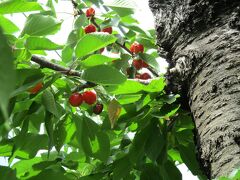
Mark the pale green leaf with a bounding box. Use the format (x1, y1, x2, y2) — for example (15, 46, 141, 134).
(81, 54, 120, 68)
(0, 15, 19, 33)
(0, 0, 43, 14)
(75, 32, 117, 58)
(81, 65, 126, 85)
(21, 14, 62, 36)
(25, 36, 63, 50)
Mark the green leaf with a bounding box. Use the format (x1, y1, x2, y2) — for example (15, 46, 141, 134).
(0, 0, 43, 14)
(178, 143, 203, 175)
(0, 28, 16, 119)
(44, 112, 54, 156)
(0, 15, 19, 33)
(106, 80, 143, 94)
(13, 48, 31, 62)
(144, 77, 165, 92)
(12, 157, 42, 179)
(11, 69, 44, 97)
(145, 121, 165, 161)
(113, 156, 131, 180)
(159, 161, 182, 180)
(0, 166, 17, 180)
(28, 168, 70, 180)
(118, 94, 142, 105)
(42, 90, 59, 117)
(75, 32, 117, 58)
(104, 0, 135, 17)
(140, 164, 162, 180)
(107, 77, 165, 95)
(93, 132, 110, 162)
(139, 53, 161, 72)
(21, 14, 62, 36)
(62, 45, 73, 63)
(13, 133, 48, 159)
(74, 115, 89, 155)
(25, 36, 63, 50)
(108, 99, 122, 129)
(74, 14, 87, 29)
(81, 65, 126, 85)
(53, 119, 67, 152)
(81, 54, 120, 68)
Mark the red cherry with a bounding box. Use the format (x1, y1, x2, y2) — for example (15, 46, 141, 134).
(84, 24, 96, 34)
(141, 60, 149, 68)
(102, 27, 112, 34)
(132, 60, 149, 70)
(132, 60, 142, 70)
(82, 90, 97, 105)
(69, 93, 83, 107)
(139, 73, 151, 80)
(93, 103, 103, 114)
(28, 82, 43, 94)
(86, 7, 95, 18)
(130, 42, 144, 54)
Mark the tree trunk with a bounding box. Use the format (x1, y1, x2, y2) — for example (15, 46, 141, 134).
(149, 0, 240, 179)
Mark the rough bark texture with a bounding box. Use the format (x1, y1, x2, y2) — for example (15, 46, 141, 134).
(149, 0, 240, 179)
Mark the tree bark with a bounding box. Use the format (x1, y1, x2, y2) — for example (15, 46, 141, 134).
(149, 0, 240, 179)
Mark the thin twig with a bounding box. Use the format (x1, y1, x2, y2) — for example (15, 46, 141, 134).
(115, 41, 133, 55)
(147, 67, 159, 77)
(73, 82, 96, 92)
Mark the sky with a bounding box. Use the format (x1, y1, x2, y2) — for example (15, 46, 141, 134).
(1, 0, 198, 179)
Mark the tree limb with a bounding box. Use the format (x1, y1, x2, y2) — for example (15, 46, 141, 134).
(31, 55, 81, 77)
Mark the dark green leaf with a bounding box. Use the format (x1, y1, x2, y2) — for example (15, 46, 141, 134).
(93, 132, 110, 162)
(0, 28, 15, 119)
(178, 143, 202, 175)
(53, 119, 67, 152)
(113, 156, 131, 180)
(0, 166, 17, 180)
(42, 90, 59, 117)
(159, 160, 182, 180)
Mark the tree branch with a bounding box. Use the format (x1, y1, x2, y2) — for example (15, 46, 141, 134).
(31, 55, 81, 76)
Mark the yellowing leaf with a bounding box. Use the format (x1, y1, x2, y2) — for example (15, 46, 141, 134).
(108, 99, 121, 129)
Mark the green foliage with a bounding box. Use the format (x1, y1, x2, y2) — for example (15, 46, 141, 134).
(0, 0, 207, 179)
(75, 33, 117, 58)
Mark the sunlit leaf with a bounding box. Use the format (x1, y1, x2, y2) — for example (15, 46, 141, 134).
(108, 99, 121, 129)
(0, 0, 43, 14)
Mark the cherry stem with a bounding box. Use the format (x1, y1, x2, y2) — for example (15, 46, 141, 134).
(115, 41, 133, 55)
(90, 17, 101, 32)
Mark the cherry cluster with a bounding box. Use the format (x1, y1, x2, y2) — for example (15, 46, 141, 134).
(84, 7, 112, 34)
(69, 90, 103, 115)
(84, 7, 152, 80)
